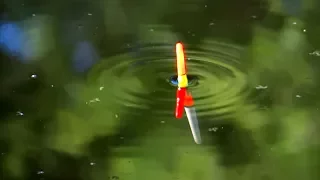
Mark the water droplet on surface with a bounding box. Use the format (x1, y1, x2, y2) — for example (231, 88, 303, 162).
(88, 98, 100, 104)
(16, 111, 24, 116)
(255, 85, 268, 89)
(111, 176, 119, 180)
(208, 127, 218, 132)
(309, 51, 320, 56)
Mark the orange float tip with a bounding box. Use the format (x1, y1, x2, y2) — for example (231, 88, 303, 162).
(176, 42, 183, 48)
(175, 42, 187, 76)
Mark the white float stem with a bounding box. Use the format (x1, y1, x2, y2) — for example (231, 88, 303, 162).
(184, 106, 202, 144)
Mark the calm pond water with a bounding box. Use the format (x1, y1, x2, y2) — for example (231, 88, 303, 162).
(1, 0, 320, 180)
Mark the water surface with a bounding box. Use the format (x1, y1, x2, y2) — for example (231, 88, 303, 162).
(1, 0, 320, 180)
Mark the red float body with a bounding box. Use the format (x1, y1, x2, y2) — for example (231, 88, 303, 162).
(175, 87, 186, 119)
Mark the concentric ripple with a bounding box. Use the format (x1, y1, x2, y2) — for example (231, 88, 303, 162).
(87, 40, 249, 118)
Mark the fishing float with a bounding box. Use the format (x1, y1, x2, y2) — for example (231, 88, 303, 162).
(175, 42, 187, 119)
(175, 42, 202, 144)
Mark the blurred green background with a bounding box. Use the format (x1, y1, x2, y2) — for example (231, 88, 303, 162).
(1, 0, 320, 179)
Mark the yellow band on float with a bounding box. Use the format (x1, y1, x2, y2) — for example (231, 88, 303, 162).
(178, 74, 188, 88)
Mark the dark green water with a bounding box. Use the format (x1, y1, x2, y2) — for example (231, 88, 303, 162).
(1, 0, 320, 180)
